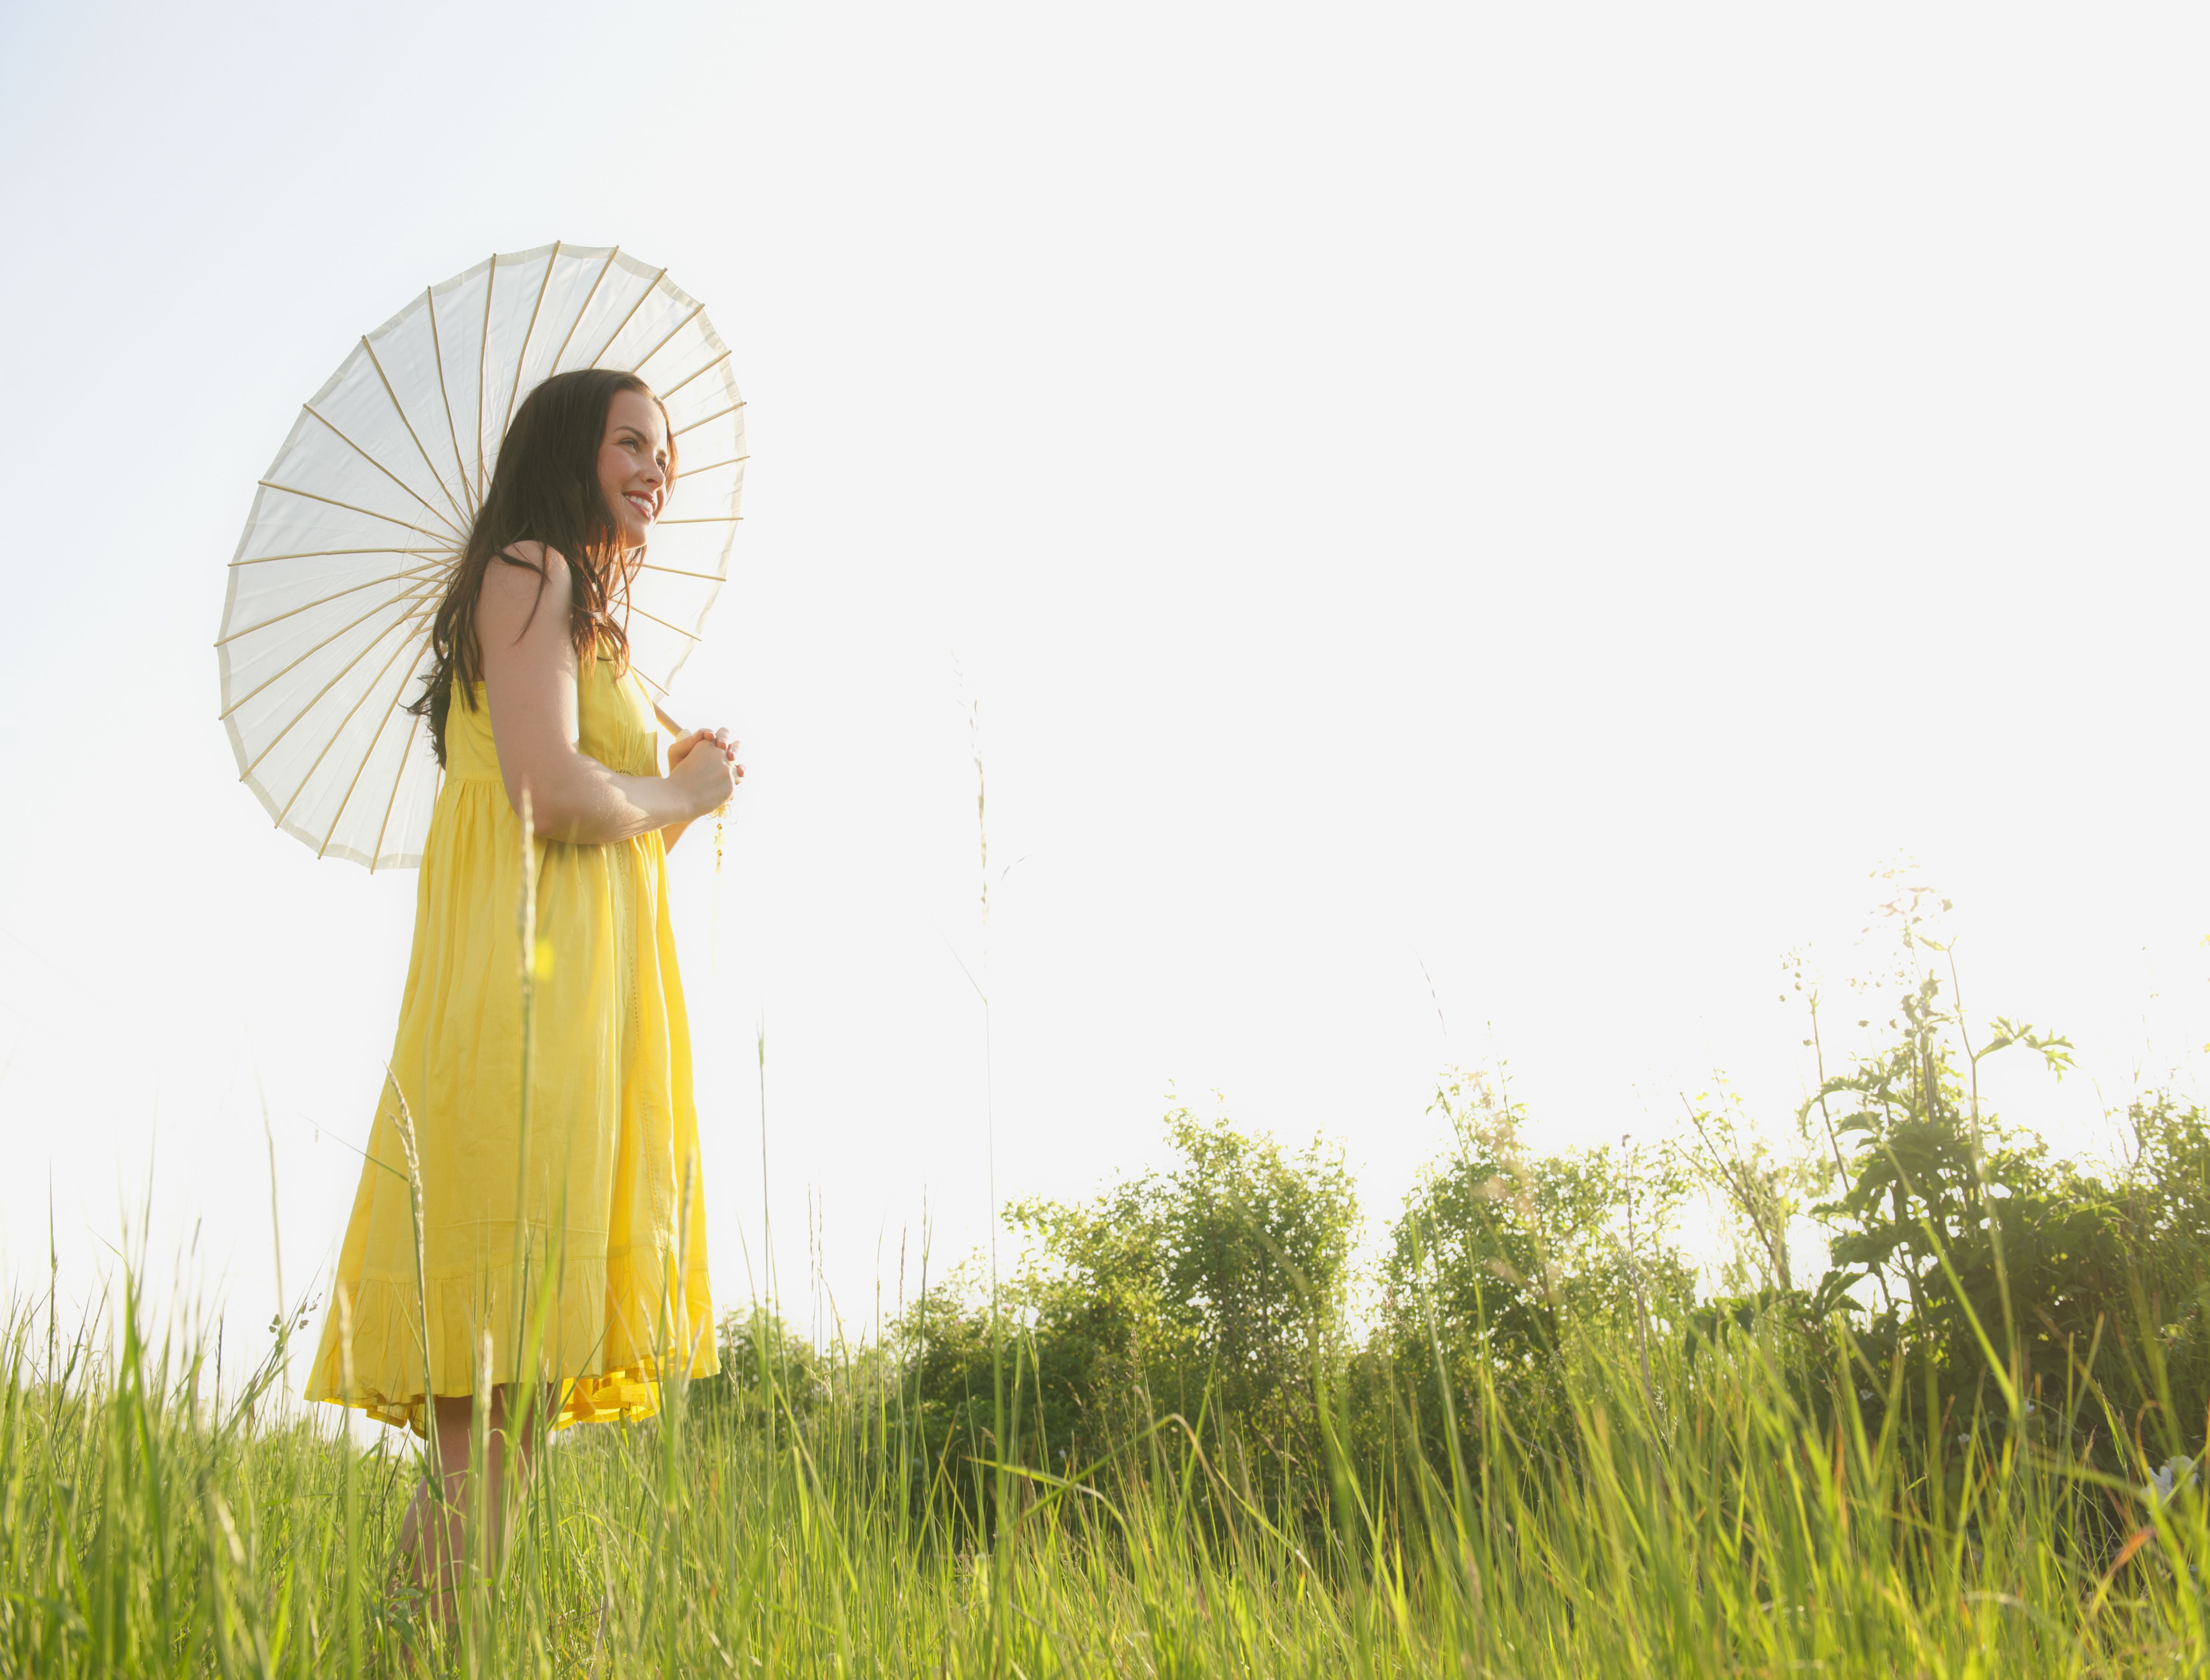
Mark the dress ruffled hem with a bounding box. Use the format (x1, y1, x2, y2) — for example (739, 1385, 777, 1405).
(303, 1256, 718, 1437)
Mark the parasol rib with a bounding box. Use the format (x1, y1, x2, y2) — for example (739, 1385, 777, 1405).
(320, 642, 433, 857)
(502, 241, 560, 443)
(587, 268, 667, 369)
(654, 349, 732, 403)
(635, 560, 729, 582)
(475, 253, 496, 499)
(302, 405, 465, 536)
(358, 337, 470, 527)
(216, 564, 447, 646)
(630, 303, 706, 376)
(367, 712, 427, 874)
(273, 625, 428, 827)
(238, 603, 434, 777)
(427, 284, 475, 521)
(626, 603, 702, 642)
(656, 515, 744, 526)
(221, 589, 439, 722)
(255, 481, 455, 542)
(231, 546, 447, 569)
(548, 246, 620, 375)
(671, 400, 746, 439)
(668, 452, 748, 478)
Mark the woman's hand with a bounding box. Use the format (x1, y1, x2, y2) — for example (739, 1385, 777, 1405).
(666, 727, 743, 820)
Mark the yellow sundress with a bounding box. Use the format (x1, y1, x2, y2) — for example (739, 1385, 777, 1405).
(304, 650, 717, 1434)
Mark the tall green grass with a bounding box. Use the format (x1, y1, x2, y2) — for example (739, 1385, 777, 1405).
(3, 1265, 2201, 1677)
(8, 811, 2187, 1674)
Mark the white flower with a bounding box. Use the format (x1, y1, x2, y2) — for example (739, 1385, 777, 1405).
(2144, 1457, 2197, 1505)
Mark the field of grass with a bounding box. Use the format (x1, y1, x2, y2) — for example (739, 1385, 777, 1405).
(5, 1265, 2205, 1680)
(9, 855, 2201, 1676)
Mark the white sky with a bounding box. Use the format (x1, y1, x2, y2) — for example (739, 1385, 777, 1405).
(2, 3, 2207, 1370)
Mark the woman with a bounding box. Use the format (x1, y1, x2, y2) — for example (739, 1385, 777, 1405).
(303, 367, 741, 1590)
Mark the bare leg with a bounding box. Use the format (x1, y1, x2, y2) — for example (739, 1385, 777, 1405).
(400, 1383, 555, 1626)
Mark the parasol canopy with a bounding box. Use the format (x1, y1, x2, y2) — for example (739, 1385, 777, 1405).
(215, 242, 746, 870)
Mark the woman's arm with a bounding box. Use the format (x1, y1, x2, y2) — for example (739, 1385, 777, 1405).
(478, 546, 734, 844)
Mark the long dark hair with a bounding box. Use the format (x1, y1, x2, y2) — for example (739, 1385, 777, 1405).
(409, 368, 677, 766)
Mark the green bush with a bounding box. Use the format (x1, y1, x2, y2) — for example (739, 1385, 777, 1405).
(681, 884, 2210, 1567)
(879, 1107, 1359, 1527)
(1378, 1069, 1696, 1475)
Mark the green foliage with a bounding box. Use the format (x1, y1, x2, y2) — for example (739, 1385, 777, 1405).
(21, 879, 2210, 1670)
(698, 1305, 830, 1435)
(882, 980, 2210, 1528)
(887, 1107, 1360, 1521)
(1786, 953, 2210, 1474)
(1014, 1108, 1359, 1440)
(1804, 971, 2118, 1425)
(880, 1273, 1008, 1493)
(2108, 1094, 2210, 1450)
(13, 1249, 2210, 1675)
(1380, 1070, 1697, 1466)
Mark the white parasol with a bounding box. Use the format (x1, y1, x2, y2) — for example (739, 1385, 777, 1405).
(215, 242, 746, 870)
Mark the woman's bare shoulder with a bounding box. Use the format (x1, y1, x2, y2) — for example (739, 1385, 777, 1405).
(479, 541, 573, 632)
(490, 539, 567, 575)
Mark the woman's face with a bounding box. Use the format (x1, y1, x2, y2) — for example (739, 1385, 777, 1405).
(598, 387, 671, 547)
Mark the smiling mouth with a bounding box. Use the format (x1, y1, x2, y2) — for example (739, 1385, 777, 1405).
(624, 493, 656, 522)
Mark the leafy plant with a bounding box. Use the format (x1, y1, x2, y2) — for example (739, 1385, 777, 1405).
(1381, 1069, 1697, 1471)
